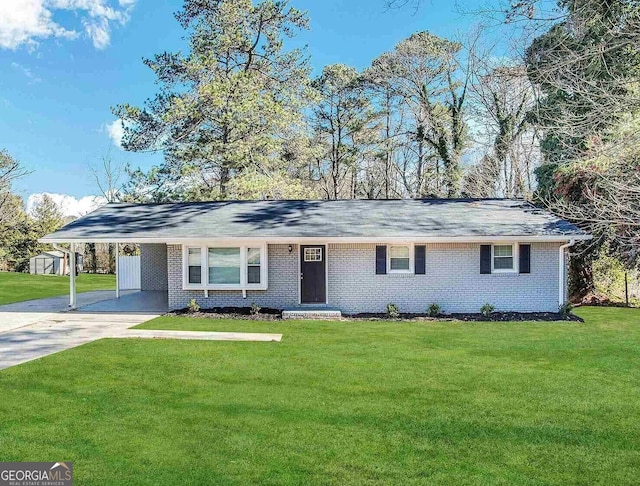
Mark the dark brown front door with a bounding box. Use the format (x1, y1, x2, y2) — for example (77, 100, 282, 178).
(300, 245, 326, 304)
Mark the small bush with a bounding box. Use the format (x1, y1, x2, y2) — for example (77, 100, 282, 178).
(559, 302, 573, 317)
(480, 303, 495, 317)
(427, 303, 441, 317)
(386, 303, 400, 319)
(250, 302, 261, 315)
(187, 299, 200, 313)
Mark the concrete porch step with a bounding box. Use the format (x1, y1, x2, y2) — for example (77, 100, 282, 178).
(282, 307, 342, 320)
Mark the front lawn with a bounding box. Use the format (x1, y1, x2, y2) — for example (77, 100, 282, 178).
(0, 306, 638, 484)
(0, 272, 116, 305)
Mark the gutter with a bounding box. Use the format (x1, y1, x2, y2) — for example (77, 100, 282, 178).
(558, 239, 577, 308)
(39, 234, 593, 245)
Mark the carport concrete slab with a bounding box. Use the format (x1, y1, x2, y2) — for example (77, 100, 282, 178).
(77, 291, 168, 313)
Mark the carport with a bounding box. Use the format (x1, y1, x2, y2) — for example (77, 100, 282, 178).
(36, 241, 168, 313)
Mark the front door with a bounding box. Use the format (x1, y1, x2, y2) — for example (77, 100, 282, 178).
(300, 245, 326, 304)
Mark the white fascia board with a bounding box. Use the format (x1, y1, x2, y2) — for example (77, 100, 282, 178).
(39, 234, 592, 245)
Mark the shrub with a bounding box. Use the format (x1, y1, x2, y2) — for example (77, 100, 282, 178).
(480, 303, 495, 317)
(386, 303, 400, 319)
(559, 301, 573, 317)
(250, 302, 261, 316)
(427, 303, 441, 317)
(187, 299, 200, 313)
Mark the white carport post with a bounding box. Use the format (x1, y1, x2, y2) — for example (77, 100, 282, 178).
(69, 243, 77, 309)
(115, 242, 120, 298)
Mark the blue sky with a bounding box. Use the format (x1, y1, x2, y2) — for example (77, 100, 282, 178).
(0, 0, 498, 214)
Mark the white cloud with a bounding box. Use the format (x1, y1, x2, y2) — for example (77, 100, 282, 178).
(0, 0, 136, 50)
(105, 118, 125, 148)
(27, 193, 107, 218)
(83, 17, 111, 50)
(11, 61, 42, 84)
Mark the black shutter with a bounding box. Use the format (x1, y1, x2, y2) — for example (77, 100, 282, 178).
(376, 245, 387, 275)
(415, 245, 426, 274)
(519, 244, 531, 274)
(480, 245, 492, 274)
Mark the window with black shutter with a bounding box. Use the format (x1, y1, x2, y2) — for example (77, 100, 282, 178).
(376, 245, 387, 274)
(480, 245, 492, 274)
(415, 245, 426, 274)
(519, 244, 531, 274)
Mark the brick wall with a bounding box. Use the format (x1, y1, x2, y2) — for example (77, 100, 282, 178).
(327, 242, 561, 313)
(167, 244, 299, 310)
(166, 242, 562, 313)
(140, 243, 168, 291)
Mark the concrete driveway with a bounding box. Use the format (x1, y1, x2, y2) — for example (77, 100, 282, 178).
(0, 291, 163, 370)
(0, 311, 161, 370)
(0, 290, 137, 333)
(0, 291, 279, 371)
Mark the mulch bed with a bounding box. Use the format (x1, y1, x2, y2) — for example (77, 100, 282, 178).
(169, 306, 282, 320)
(169, 307, 583, 322)
(346, 311, 583, 322)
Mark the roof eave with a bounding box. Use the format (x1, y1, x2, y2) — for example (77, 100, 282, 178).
(39, 234, 592, 245)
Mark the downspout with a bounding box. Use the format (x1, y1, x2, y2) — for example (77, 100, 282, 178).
(558, 239, 577, 308)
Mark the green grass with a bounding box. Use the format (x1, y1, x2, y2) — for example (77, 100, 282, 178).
(0, 307, 639, 484)
(0, 272, 116, 305)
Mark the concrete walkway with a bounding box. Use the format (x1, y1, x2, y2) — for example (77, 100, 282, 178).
(117, 329, 282, 342)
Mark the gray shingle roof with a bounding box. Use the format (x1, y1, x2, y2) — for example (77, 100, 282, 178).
(41, 199, 589, 242)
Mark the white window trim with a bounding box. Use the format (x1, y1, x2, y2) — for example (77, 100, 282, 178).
(491, 243, 519, 274)
(182, 243, 268, 291)
(387, 243, 414, 274)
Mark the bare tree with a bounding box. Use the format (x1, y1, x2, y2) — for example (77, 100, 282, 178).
(0, 149, 28, 224)
(466, 60, 540, 197)
(91, 150, 125, 203)
(369, 32, 472, 197)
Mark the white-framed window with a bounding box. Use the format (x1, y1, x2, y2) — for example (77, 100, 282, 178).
(183, 243, 267, 290)
(388, 244, 413, 273)
(304, 247, 322, 262)
(492, 244, 517, 273)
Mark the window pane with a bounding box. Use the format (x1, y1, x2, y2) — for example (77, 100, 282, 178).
(389, 245, 410, 259)
(247, 266, 261, 284)
(188, 248, 202, 284)
(208, 248, 241, 284)
(188, 266, 201, 284)
(494, 245, 513, 257)
(494, 257, 514, 270)
(247, 248, 261, 265)
(390, 258, 410, 270)
(188, 247, 201, 266)
(304, 247, 322, 262)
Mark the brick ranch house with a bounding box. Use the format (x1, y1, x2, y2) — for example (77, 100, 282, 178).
(41, 199, 590, 314)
